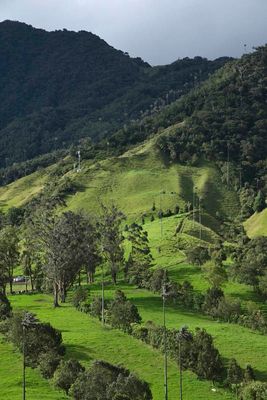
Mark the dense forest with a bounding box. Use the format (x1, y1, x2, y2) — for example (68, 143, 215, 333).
(0, 20, 229, 167)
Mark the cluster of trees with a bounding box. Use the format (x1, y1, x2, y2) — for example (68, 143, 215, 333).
(233, 236, 267, 299)
(0, 203, 127, 307)
(133, 323, 224, 382)
(75, 289, 142, 334)
(0, 297, 151, 400)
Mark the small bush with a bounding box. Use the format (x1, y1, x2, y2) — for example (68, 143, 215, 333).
(38, 351, 62, 379)
(72, 287, 89, 309)
(0, 292, 12, 320)
(53, 359, 85, 394)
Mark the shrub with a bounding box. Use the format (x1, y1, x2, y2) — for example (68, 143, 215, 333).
(53, 359, 85, 394)
(107, 290, 141, 333)
(202, 287, 224, 314)
(190, 328, 224, 381)
(241, 381, 267, 400)
(38, 351, 62, 379)
(72, 287, 89, 309)
(0, 292, 12, 320)
(6, 312, 65, 367)
(186, 246, 210, 265)
(211, 297, 242, 322)
(90, 296, 103, 320)
(70, 360, 152, 400)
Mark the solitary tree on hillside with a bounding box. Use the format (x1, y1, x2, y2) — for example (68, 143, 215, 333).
(125, 223, 153, 287)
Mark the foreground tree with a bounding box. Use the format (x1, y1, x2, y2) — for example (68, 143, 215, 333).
(0, 226, 20, 293)
(70, 360, 152, 400)
(32, 210, 95, 306)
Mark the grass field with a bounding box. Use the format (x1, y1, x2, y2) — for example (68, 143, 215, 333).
(244, 209, 267, 238)
(6, 293, 235, 400)
(0, 170, 48, 212)
(0, 335, 67, 400)
(0, 135, 265, 400)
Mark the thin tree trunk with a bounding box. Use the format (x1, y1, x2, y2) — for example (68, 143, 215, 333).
(53, 283, 59, 307)
(30, 275, 34, 292)
(9, 279, 13, 294)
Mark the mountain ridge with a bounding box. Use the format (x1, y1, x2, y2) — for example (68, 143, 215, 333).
(0, 20, 230, 167)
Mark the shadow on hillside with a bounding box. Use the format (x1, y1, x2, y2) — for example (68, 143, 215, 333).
(66, 344, 94, 362)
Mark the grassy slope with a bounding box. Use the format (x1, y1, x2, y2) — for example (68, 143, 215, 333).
(64, 137, 238, 225)
(0, 133, 238, 226)
(0, 135, 253, 400)
(0, 170, 48, 212)
(244, 209, 267, 238)
(0, 335, 67, 400)
(8, 293, 234, 400)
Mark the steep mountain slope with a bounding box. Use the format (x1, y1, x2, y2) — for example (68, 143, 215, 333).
(0, 20, 229, 167)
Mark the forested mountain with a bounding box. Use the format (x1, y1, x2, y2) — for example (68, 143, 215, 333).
(0, 20, 229, 167)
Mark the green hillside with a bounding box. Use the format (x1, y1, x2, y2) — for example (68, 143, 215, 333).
(0, 32, 266, 400)
(0, 134, 239, 231)
(244, 209, 267, 238)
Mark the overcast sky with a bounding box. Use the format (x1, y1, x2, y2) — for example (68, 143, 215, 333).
(0, 0, 266, 65)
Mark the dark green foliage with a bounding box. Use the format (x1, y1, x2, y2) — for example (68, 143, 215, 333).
(0, 21, 227, 168)
(211, 297, 242, 322)
(38, 351, 62, 379)
(107, 290, 142, 333)
(202, 287, 224, 313)
(190, 328, 224, 381)
(233, 236, 267, 297)
(133, 322, 224, 382)
(244, 365, 255, 383)
(241, 381, 267, 400)
(6, 312, 65, 368)
(149, 269, 168, 293)
(99, 204, 125, 284)
(156, 46, 267, 209)
(125, 223, 153, 288)
(90, 296, 103, 320)
(0, 226, 20, 294)
(0, 292, 12, 320)
(31, 210, 96, 306)
(72, 287, 89, 309)
(185, 246, 210, 265)
(253, 190, 266, 213)
(174, 205, 180, 214)
(227, 358, 243, 385)
(5, 207, 25, 226)
(70, 360, 152, 400)
(53, 359, 85, 394)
